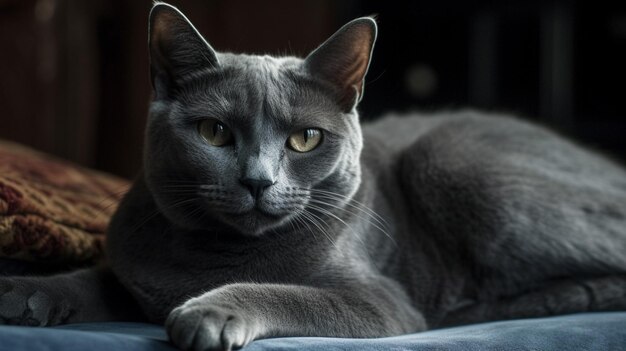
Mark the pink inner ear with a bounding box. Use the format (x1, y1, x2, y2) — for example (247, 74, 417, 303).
(152, 10, 180, 44)
(340, 27, 374, 94)
(344, 52, 369, 93)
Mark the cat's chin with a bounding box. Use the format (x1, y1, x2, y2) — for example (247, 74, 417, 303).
(221, 208, 288, 237)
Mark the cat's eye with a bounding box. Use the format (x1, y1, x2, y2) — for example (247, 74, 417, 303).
(198, 118, 233, 146)
(287, 128, 322, 153)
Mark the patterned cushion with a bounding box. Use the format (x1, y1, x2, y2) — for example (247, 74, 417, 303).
(0, 140, 129, 267)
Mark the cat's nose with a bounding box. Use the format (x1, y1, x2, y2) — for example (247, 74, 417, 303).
(240, 178, 274, 200)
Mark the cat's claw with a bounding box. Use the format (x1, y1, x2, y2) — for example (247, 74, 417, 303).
(166, 301, 257, 351)
(0, 278, 73, 326)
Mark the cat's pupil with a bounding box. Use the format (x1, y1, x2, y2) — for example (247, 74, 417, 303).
(198, 119, 232, 147)
(213, 123, 223, 137)
(304, 129, 311, 143)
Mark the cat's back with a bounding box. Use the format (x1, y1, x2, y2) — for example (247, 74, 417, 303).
(362, 110, 626, 189)
(362, 112, 450, 155)
(361, 110, 521, 159)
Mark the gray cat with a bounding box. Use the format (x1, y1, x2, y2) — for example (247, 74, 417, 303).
(1, 3, 626, 351)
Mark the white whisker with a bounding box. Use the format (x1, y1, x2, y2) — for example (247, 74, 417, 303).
(305, 188, 391, 227)
(308, 198, 396, 246)
(306, 203, 369, 250)
(300, 210, 338, 249)
(132, 197, 198, 232)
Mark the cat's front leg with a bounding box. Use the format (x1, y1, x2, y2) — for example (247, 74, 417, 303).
(0, 276, 74, 326)
(166, 280, 425, 351)
(0, 266, 143, 326)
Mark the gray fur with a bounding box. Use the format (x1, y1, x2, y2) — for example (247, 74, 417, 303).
(1, 3, 626, 351)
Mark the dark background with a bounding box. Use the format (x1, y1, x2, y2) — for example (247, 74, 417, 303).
(1, 0, 625, 179)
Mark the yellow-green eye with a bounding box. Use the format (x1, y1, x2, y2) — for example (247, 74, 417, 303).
(287, 128, 322, 152)
(198, 118, 233, 146)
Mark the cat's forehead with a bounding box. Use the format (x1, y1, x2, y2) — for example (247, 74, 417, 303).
(217, 53, 301, 72)
(178, 53, 344, 130)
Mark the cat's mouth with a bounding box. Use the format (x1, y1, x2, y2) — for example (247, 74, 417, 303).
(190, 189, 300, 236)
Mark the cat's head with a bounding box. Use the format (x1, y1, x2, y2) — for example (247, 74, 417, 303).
(144, 3, 376, 236)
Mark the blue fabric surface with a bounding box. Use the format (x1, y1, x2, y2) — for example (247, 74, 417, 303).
(0, 312, 624, 351)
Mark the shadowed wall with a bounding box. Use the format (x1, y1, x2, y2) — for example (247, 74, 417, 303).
(0, 0, 624, 178)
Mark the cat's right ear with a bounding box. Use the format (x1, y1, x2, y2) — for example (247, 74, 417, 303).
(304, 17, 377, 112)
(149, 3, 219, 99)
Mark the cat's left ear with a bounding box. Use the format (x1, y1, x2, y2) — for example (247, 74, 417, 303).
(149, 3, 219, 99)
(304, 17, 377, 112)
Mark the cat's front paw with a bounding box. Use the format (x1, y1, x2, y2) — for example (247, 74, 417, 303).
(166, 294, 260, 351)
(0, 278, 73, 326)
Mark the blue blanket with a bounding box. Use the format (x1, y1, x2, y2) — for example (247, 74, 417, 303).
(0, 312, 625, 351)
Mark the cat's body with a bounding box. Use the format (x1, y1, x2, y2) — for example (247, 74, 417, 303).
(107, 110, 626, 328)
(1, 3, 626, 351)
